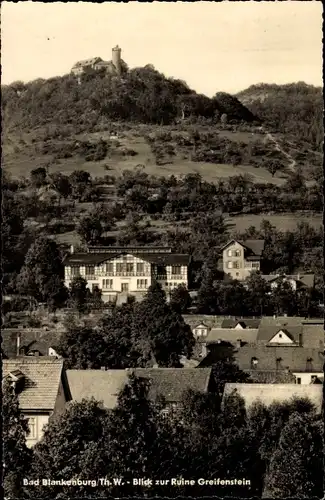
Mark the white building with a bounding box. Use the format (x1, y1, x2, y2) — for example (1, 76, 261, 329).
(63, 246, 189, 304)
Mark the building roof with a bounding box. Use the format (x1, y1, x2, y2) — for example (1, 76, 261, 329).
(261, 274, 315, 288)
(66, 368, 212, 409)
(72, 57, 103, 68)
(223, 383, 323, 413)
(259, 316, 312, 327)
(256, 325, 303, 344)
(2, 359, 64, 411)
(222, 239, 265, 257)
(221, 318, 261, 329)
(182, 315, 223, 330)
(64, 252, 190, 266)
(1, 329, 62, 358)
(302, 324, 324, 349)
(206, 328, 259, 345)
(234, 345, 324, 373)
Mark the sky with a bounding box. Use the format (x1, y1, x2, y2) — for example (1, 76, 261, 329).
(1, 1, 323, 96)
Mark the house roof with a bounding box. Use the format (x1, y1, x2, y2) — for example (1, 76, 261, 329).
(72, 57, 102, 68)
(66, 368, 212, 409)
(259, 316, 310, 327)
(222, 239, 265, 257)
(302, 325, 324, 349)
(261, 274, 315, 288)
(182, 315, 222, 330)
(206, 328, 259, 345)
(256, 325, 303, 344)
(223, 383, 323, 413)
(234, 345, 324, 373)
(221, 318, 261, 329)
(2, 359, 64, 411)
(1, 329, 62, 358)
(64, 252, 190, 266)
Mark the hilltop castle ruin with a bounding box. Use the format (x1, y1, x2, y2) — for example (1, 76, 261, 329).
(71, 45, 125, 76)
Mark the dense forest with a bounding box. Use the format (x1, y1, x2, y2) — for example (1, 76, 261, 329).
(237, 82, 323, 151)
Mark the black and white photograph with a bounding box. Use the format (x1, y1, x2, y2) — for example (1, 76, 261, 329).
(1, 1, 324, 499)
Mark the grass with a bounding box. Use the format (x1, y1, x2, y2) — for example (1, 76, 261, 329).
(3, 124, 287, 185)
(226, 213, 323, 233)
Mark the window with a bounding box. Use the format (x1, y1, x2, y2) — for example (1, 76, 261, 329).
(171, 265, 182, 275)
(71, 266, 80, 277)
(252, 262, 259, 269)
(105, 263, 114, 274)
(137, 279, 148, 289)
(236, 272, 239, 277)
(103, 279, 113, 289)
(137, 263, 144, 274)
(126, 263, 134, 273)
(251, 357, 258, 368)
(27, 417, 37, 439)
(121, 283, 129, 292)
(227, 249, 233, 257)
(226, 261, 233, 269)
(233, 261, 240, 269)
(279, 334, 282, 338)
(297, 378, 301, 384)
(116, 263, 124, 273)
(85, 265, 95, 276)
(235, 250, 241, 257)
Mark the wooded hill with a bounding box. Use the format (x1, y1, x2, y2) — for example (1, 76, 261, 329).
(236, 82, 323, 151)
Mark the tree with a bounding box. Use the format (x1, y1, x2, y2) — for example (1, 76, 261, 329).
(133, 282, 195, 366)
(264, 158, 283, 177)
(56, 325, 107, 368)
(245, 271, 271, 316)
(77, 213, 103, 244)
(264, 412, 323, 498)
(16, 237, 63, 302)
(212, 359, 251, 397)
(169, 284, 191, 313)
(49, 172, 71, 204)
(30, 399, 109, 499)
(68, 276, 89, 314)
(69, 170, 91, 200)
(3, 379, 32, 499)
(270, 278, 297, 316)
(30, 167, 47, 188)
(196, 276, 218, 314)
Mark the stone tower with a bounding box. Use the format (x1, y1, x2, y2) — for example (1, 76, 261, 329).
(112, 45, 122, 75)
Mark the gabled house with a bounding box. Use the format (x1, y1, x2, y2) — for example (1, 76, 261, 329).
(66, 368, 214, 412)
(63, 246, 189, 304)
(192, 323, 210, 338)
(256, 325, 303, 346)
(261, 274, 315, 291)
(223, 383, 323, 414)
(2, 359, 70, 447)
(1, 329, 61, 359)
(221, 239, 265, 281)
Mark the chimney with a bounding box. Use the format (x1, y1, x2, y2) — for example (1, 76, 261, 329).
(16, 333, 21, 356)
(70, 245, 74, 254)
(236, 338, 242, 348)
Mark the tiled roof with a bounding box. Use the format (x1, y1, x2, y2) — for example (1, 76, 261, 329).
(1, 329, 62, 358)
(223, 383, 323, 413)
(206, 328, 259, 345)
(302, 324, 325, 349)
(64, 252, 190, 266)
(221, 318, 261, 329)
(256, 325, 303, 344)
(234, 345, 324, 372)
(246, 370, 297, 384)
(259, 316, 309, 327)
(2, 359, 64, 411)
(66, 368, 212, 409)
(261, 274, 315, 288)
(72, 57, 102, 68)
(182, 315, 223, 329)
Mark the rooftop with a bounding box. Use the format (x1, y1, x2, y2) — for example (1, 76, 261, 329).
(66, 368, 212, 409)
(1, 329, 62, 359)
(2, 359, 65, 411)
(64, 252, 190, 266)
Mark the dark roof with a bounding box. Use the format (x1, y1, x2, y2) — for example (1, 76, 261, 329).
(261, 274, 315, 288)
(222, 239, 265, 257)
(221, 318, 261, 329)
(246, 370, 297, 384)
(206, 328, 259, 345)
(302, 325, 324, 349)
(2, 359, 64, 411)
(1, 329, 62, 358)
(256, 325, 303, 344)
(234, 345, 324, 372)
(64, 252, 190, 266)
(223, 383, 323, 413)
(66, 368, 212, 409)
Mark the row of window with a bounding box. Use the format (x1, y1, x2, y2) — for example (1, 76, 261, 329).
(69, 264, 183, 276)
(227, 249, 241, 257)
(102, 280, 149, 290)
(226, 261, 259, 269)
